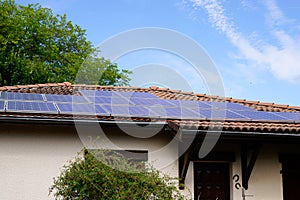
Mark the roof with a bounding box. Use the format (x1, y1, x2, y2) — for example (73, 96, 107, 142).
(0, 82, 300, 135)
(0, 82, 299, 112)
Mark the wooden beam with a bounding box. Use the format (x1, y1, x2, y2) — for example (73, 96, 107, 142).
(241, 143, 262, 190)
(178, 147, 192, 190)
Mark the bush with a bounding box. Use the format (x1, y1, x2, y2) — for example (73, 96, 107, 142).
(50, 149, 189, 200)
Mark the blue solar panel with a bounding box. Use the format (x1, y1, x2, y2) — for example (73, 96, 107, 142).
(234, 110, 288, 121)
(198, 109, 248, 120)
(203, 101, 254, 111)
(80, 90, 159, 99)
(111, 91, 159, 99)
(129, 98, 174, 106)
(272, 112, 300, 121)
(7, 101, 57, 113)
(88, 96, 112, 104)
(45, 94, 89, 103)
(101, 105, 150, 117)
(146, 106, 205, 119)
(95, 90, 113, 97)
(165, 100, 212, 109)
(56, 103, 102, 115)
(1, 92, 44, 101)
(3, 89, 298, 123)
(110, 97, 132, 105)
(90, 97, 177, 107)
(99, 105, 205, 119)
(0, 101, 5, 111)
(89, 96, 132, 105)
(94, 105, 113, 115)
(79, 90, 98, 97)
(80, 90, 113, 97)
(128, 92, 158, 98)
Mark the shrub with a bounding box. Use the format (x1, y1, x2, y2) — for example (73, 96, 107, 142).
(50, 149, 189, 200)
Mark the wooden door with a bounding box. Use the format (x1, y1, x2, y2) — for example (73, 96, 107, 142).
(194, 162, 230, 200)
(282, 160, 300, 200)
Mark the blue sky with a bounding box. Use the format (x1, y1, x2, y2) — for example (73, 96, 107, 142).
(16, 0, 300, 106)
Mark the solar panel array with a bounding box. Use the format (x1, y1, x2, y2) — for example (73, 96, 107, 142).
(0, 91, 299, 122)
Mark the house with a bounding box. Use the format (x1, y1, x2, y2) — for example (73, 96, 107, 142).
(0, 82, 300, 200)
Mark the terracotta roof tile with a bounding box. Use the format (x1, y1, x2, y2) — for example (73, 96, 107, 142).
(168, 120, 300, 134)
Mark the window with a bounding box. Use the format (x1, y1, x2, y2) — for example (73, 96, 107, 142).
(85, 149, 148, 169)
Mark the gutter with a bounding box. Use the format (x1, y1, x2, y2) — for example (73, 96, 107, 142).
(181, 129, 300, 137)
(0, 116, 167, 126)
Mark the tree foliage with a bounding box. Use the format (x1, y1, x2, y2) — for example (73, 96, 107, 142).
(76, 52, 132, 86)
(50, 149, 189, 200)
(0, 0, 131, 86)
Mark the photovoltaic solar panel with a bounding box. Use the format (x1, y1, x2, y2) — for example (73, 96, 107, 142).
(95, 90, 113, 97)
(56, 103, 101, 115)
(147, 106, 205, 119)
(0, 101, 5, 111)
(101, 105, 150, 117)
(80, 90, 159, 99)
(198, 109, 248, 120)
(272, 112, 300, 121)
(88, 96, 112, 104)
(111, 91, 159, 99)
(128, 92, 158, 98)
(129, 98, 175, 106)
(80, 90, 113, 97)
(166, 100, 212, 109)
(45, 94, 89, 103)
(79, 90, 98, 97)
(7, 101, 57, 113)
(233, 110, 288, 121)
(99, 104, 205, 119)
(1, 92, 44, 101)
(3, 89, 299, 123)
(204, 101, 254, 111)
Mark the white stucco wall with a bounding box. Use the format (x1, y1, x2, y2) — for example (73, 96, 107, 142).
(0, 124, 184, 200)
(0, 124, 83, 200)
(230, 146, 283, 200)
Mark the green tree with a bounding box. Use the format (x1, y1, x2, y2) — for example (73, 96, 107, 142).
(0, 0, 131, 86)
(76, 52, 132, 86)
(50, 149, 189, 200)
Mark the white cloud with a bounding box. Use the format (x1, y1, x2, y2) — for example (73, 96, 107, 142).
(188, 0, 300, 83)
